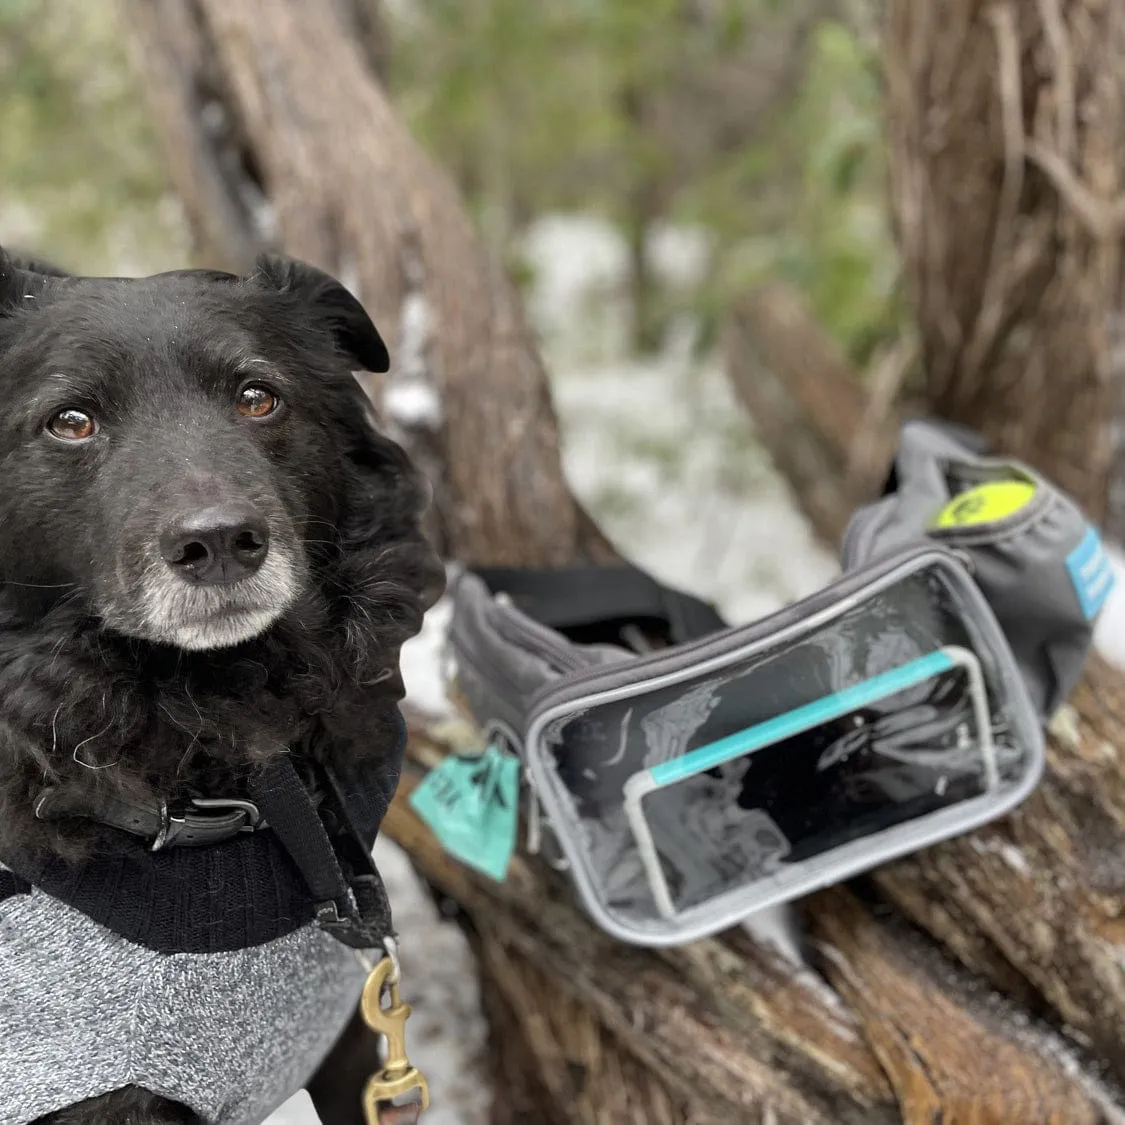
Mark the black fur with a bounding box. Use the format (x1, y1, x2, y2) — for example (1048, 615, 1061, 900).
(0, 248, 442, 1123)
(34, 1087, 199, 1125)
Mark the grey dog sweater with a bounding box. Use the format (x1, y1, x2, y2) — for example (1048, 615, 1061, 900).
(0, 719, 404, 1123)
(0, 865, 367, 1124)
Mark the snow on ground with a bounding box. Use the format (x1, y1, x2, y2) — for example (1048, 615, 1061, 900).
(552, 355, 838, 626)
(1095, 545, 1125, 669)
(400, 590, 458, 721)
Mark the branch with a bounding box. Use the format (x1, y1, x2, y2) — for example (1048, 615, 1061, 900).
(723, 283, 900, 544)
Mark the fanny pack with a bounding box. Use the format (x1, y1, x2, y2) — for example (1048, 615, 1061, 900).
(445, 421, 1108, 947)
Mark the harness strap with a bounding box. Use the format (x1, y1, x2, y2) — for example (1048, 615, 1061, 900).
(471, 564, 726, 644)
(247, 756, 391, 951)
(0, 868, 29, 902)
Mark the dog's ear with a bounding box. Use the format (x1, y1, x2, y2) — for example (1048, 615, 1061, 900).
(0, 247, 58, 312)
(251, 254, 390, 373)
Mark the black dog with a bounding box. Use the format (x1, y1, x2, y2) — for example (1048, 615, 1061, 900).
(0, 249, 442, 1124)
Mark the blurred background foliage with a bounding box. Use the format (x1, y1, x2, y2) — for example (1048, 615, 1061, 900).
(0, 0, 897, 370)
(0, 0, 187, 272)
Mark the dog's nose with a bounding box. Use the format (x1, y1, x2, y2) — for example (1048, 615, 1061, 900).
(160, 506, 270, 584)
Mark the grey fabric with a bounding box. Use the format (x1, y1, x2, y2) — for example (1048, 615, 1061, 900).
(0, 868, 366, 1125)
(842, 420, 1110, 716)
(449, 571, 632, 740)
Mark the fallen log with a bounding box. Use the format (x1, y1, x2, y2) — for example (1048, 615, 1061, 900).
(387, 726, 1119, 1124)
(873, 657, 1125, 1076)
(811, 887, 1119, 1125)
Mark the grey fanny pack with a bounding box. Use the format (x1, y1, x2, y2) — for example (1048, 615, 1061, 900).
(446, 421, 1110, 946)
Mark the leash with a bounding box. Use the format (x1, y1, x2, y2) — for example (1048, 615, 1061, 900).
(248, 756, 430, 1124)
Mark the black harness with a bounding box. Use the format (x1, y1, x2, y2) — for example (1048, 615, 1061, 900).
(7, 715, 405, 955)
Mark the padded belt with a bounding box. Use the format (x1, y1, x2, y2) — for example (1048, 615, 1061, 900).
(471, 564, 726, 643)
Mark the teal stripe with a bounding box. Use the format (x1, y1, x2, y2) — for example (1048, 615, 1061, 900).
(648, 650, 955, 786)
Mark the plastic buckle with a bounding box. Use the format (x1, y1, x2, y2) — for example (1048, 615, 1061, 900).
(152, 798, 261, 850)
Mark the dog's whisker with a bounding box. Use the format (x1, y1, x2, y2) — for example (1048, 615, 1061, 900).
(71, 712, 120, 770)
(0, 580, 79, 590)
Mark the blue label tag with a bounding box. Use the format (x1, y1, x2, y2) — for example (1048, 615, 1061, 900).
(1066, 525, 1115, 621)
(408, 744, 520, 882)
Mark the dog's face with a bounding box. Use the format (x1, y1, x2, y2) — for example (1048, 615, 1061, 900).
(0, 251, 397, 651)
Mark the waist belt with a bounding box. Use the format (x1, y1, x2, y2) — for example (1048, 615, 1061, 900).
(447, 421, 1109, 947)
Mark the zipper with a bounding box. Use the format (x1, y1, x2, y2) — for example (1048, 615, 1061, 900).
(522, 544, 967, 716)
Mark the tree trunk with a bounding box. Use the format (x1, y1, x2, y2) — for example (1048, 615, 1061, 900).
(123, 1, 1125, 1122)
(884, 0, 1125, 524)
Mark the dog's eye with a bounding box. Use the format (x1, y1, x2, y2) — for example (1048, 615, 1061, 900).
(236, 384, 280, 419)
(47, 408, 97, 442)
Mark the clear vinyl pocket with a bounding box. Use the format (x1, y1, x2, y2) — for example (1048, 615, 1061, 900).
(522, 548, 1044, 947)
(621, 646, 994, 919)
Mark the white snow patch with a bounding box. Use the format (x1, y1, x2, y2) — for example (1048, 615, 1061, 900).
(552, 357, 839, 627)
(646, 221, 713, 288)
(400, 595, 456, 720)
(742, 906, 805, 968)
(386, 380, 443, 430)
(741, 908, 856, 1031)
(519, 214, 712, 363)
(521, 214, 629, 322)
(1094, 544, 1125, 669)
(263, 1091, 319, 1125)
(396, 289, 433, 380)
(519, 214, 631, 363)
(999, 843, 1032, 878)
(1003, 1000, 1125, 1122)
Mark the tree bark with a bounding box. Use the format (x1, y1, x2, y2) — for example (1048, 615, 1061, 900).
(123, 1, 1125, 1121)
(884, 0, 1125, 523)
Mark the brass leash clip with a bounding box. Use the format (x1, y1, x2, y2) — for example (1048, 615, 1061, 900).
(361, 955, 430, 1125)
